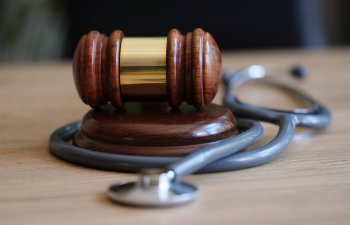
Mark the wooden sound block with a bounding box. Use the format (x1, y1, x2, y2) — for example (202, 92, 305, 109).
(73, 103, 238, 157)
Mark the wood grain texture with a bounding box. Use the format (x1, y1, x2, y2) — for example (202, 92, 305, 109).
(73, 103, 237, 156)
(191, 28, 222, 107)
(74, 28, 222, 108)
(166, 29, 185, 107)
(166, 28, 222, 108)
(1, 48, 350, 225)
(73, 30, 124, 108)
(107, 30, 124, 108)
(73, 31, 108, 107)
(184, 32, 193, 103)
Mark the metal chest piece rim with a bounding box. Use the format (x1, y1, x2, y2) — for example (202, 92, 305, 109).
(107, 168, 198, 207)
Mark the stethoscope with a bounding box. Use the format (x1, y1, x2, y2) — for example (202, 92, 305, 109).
(50, 64, 332, 207)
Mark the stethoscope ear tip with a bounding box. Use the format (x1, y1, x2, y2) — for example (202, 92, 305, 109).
(291, 63, 308, 79)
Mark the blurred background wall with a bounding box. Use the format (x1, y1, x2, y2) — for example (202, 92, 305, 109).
(0, 0, 349, 63)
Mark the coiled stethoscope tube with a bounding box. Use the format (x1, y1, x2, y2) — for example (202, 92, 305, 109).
(49, 64, 332, 207)
(50, 119, 264, 206)
(50, 119, 263, 175)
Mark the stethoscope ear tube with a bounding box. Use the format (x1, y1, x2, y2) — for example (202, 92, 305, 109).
(222, 72, 332, 130)
(203, 68, 332, 173)
(198, 113, 296, 173)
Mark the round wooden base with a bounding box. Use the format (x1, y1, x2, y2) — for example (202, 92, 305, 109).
(73, 103, 238, 157)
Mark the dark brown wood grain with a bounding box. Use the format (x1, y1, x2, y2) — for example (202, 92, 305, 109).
(73, 28, 222, 108)
(72, 31, 107, 108)
(184, 32, 193, 104)
(166, 29, 184, 107)
(73, 103, 238, 156)
(166, 28, 222, 108)
(191, 28, 205, 107)
(107, 30, 124, 108)
(202, 30, 222, 104)
(72, 30, 124, 108)
(190, 28, 222, 106)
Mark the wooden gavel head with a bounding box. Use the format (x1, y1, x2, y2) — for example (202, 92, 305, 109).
(73, 28, 222, 108)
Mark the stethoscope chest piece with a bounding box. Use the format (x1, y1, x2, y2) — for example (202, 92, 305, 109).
(108, 169, 198, 207)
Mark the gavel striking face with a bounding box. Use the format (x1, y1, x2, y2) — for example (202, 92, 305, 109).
(73, 28, 222, 108)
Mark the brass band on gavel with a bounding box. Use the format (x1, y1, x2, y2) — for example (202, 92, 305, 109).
(119, 37, 167, 100)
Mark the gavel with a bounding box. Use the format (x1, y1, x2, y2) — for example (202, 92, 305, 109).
(73, 28, 222, 108)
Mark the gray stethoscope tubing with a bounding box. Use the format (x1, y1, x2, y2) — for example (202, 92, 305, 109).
(199, 66, 332, 174)
(222, 65, 332, 130)
(50, 118, 263, 178)
(51, 118, 264, 206)
(49, 64, 332, 206)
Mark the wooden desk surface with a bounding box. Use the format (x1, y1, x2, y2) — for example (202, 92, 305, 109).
(1, 48, 349, 225)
